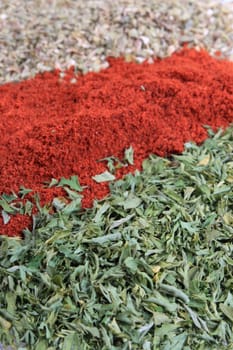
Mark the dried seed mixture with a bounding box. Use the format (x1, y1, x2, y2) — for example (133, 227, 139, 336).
(0, 0, 233, 84)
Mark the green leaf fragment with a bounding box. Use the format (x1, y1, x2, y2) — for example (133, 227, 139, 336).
(123, 194, 142, 209)
(47, 178, 59, 188)
(109, 213, 135, 229)
(146, 292, 177, 313)
(1, 210, 11, 224)
(58, 175, 83, 192)
(220, 304, 233, 323)
(1, 192, 18, 202)
(124, 257, 138, 274)
(124, 145, 134, 165)
(35, 339, 48, 350)
(153, 312, 171, 326)
(159, 283, 190, 304)
(52, 197, 67, 211)
(0, 199, 15, 214)
(86, 232, 122, 245)
(108, 318, 122, 335)
(155, 323, 180, 336)
(92, 171, 116, 183)
(166, 332, 188, 350)
(183, 304, 209, 332)
(93, 202, 110, 223)
(62, 198, 82, 214)
(18, 186, 33, 199)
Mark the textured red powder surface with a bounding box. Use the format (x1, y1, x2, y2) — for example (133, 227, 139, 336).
(0, 48, 233, 236)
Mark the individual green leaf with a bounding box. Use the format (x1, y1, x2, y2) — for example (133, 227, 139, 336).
(45, 229, 71, 245)
(165, 332, 188, 350)
(63, 186, 84, 200)
(220, 304, 233, 323)
(146, 292, 177, 313)
(87, 232, 122, 245)
(58, 175, 83, 192)
(35, 339, 48, 350)
(213, 185, 231, 195)
(1, 210, 11, 224)
(0, 199, 15, 214)
(124, 145, 134, 165)
(163, 189, 184, 203)
(223, 212, 233, 225)
(0, 315, 11, 330)
(47, 178, 59, 188)
(52, 197, 67, 211)
(109, 213, 135, 229)
(18, 186, 33, 199)
(180, 221, 198, 234)
(62, 198, 82, 215)
(124, 257, 138, 274)
(23, 200, 33, 215)
(6, 292, 16, 315)
(108, 318, 122, 336)
(159, 283, 190, 304)
(1, 192, 18, 202)
(138, 322, 154, 334)
(100, 326, 112, 348)
(183, 304, 209, 332)
(153, 312, 171, 326)
(63, 332, 83, 350)
(155, 323, 180, 336)
(123, 194, 142, 210)
(92, 171, 116, 183)
(93, 203, 110, 223)
(97, 155, 124, 173)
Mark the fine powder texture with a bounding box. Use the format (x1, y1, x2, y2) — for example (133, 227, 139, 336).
(0, 48, 233, 237)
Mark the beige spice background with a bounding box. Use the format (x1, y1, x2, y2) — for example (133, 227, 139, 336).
(0, 0, 233, 85)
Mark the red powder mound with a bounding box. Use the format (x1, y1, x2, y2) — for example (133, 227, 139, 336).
(0, 48, 233, 237)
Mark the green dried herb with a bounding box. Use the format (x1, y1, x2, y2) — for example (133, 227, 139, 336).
(0, 126, 233, 349)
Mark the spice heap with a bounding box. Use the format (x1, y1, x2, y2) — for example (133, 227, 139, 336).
(0, 47, 233, 236)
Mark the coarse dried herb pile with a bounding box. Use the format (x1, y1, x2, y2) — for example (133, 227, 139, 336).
(0, 126, 233, 349)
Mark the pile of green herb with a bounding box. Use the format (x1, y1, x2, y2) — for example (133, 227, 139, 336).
(0, 127, 233, 350)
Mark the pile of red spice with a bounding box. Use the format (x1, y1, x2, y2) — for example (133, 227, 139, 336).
(0, 48, 233, 237)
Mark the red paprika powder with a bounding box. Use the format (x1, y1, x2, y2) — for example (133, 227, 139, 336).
(0, 48, 233, 237)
